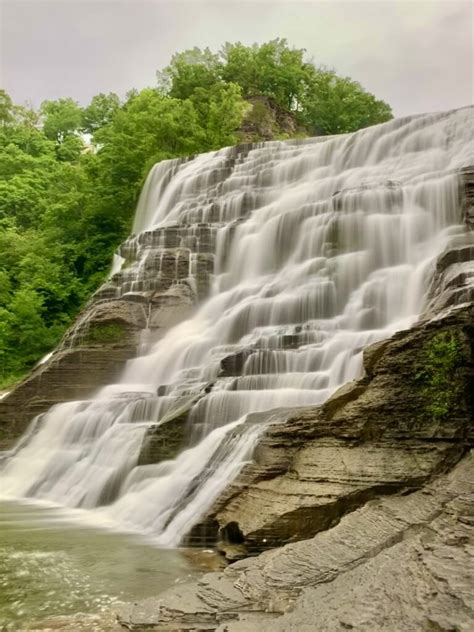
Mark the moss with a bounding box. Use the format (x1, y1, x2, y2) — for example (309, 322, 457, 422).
(0, 373, 23, 391)
(85, 322, 124, 345)
(415, 330, 467, 421)
(121, 255, 135, 269)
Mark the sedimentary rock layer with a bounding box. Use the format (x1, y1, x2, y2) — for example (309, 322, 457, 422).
(116, 302, 474, 631)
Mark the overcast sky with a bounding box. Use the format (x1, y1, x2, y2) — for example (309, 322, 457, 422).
(1, 0, 472, 117)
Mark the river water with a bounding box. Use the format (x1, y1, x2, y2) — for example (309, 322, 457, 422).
(0, 501, 215, 630)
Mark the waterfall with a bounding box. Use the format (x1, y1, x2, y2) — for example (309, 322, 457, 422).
(1, 108, 473, 545)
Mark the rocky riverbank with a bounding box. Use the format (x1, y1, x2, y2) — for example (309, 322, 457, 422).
(115, 301, 474, 631)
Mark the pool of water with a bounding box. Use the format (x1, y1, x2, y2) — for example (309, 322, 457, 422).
(0, 501, 218, 630)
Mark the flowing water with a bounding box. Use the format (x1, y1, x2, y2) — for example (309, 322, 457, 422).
(1, 108, 473, 554)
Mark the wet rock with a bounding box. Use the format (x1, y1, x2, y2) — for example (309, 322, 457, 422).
(138, 394, 204, 466)
(218, 350, 253, 378)
(180, 303, 473, 558)
(0, 284, 194, 448)
(115, 452, 474, 631)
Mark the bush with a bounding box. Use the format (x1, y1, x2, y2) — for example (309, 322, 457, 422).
(415, 330, 466, 421)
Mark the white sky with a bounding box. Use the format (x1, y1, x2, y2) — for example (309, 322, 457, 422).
(1, 0, 473, 117)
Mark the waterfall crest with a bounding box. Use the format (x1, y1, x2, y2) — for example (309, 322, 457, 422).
(1, 108, 473, 545)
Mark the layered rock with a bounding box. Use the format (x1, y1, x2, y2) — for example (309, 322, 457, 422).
(117, 452, 474, 631)
(179, 301, 473, 559)
(0, 256, 196, 449)
(115, 302, 474, 631)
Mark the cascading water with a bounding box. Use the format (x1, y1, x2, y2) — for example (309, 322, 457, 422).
(1, 108, 473, 546)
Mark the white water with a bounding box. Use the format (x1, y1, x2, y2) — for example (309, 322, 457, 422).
(1, 108, 473, 545)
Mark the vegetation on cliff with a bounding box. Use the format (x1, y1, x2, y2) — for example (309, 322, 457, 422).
(0, 39, 392, 385)
(415, 330, 468, 421)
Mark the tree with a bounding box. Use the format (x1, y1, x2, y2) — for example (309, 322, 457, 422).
(41, 98, 83, 142)
(82, 92, 121, 134)
(0, 89, 14, 126)
(302, 69, 393, 135)
(222, 39, 310, 110)
(158, 47, 222, 100)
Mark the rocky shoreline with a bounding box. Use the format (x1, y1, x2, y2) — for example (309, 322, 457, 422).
(114, 302, 474, 631)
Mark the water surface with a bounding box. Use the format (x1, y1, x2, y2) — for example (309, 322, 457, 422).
(0, 501, 213, 630)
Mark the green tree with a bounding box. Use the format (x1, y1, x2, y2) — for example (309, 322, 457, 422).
(0, 89, 14, 126)
(222, 39, 310, 110)
(41, 98, 83, 141)
(82, 92, 121, 134)
(159, 40, 392, 134)
(158, 47, 222, 100)
(302, 69, 392, 134)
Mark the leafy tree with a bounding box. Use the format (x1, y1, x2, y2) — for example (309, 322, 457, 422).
(0, 90, 14, 126)
(160, 39, 392, 134)
(55, 134, 84, 162)
(41, 98, 83, 142)
(222, 39, 310, 110)
(82, 92, 121, 134)
(158, 47, 222, 100)
(301, 69, 393, 134)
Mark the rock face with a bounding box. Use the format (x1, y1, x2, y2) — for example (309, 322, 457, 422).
(0, 255, 195, 449)
(239, 96, 301, 142)
(116, 303, 474, 631)
(182, 302, 473, 559)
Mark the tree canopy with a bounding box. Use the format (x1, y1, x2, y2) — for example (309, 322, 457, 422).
(159, 39, 392, 134)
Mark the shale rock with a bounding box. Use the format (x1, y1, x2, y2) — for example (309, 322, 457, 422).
(115, 452, 474, 631)
(0, 284, 194, 447)
(177, 303, 473, 560)
(115, 301, 474, 630)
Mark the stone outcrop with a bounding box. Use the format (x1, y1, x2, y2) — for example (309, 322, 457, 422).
(180, 302, 473, 560)
(116, 451, 474, 631)
(0, 263, 195, 449)
(115, 302, 474, 630)
(137, 393, 205, 466)
(239, 96, 302, 142)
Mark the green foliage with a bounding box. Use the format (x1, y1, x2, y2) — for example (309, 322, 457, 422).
(82, 92, 121, 134)
(85, 322, 124, 344)
(415, 331, 466, 421)
(0, 41, 393, 385)
(158, 47, 222, 100)
(301, 69, 393, 135)
(159, 38, 392, 135)
(222, 39, 310, 110)
(0, 90, 14, 126)
(41, 98, 83, 142)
